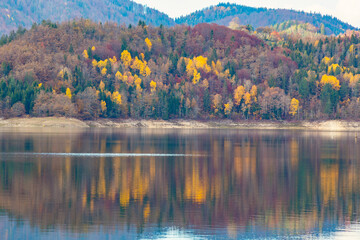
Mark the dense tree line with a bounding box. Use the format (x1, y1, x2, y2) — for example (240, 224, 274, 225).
(0, 20, 360, 120)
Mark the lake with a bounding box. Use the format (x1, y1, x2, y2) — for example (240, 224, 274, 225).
(0, 128, 359, 239)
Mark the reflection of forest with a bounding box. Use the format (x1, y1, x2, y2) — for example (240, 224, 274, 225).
(0, 130, 359, 236)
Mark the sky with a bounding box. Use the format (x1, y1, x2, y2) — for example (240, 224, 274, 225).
(133, 0, 360, 28)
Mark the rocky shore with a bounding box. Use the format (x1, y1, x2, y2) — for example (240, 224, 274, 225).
(0, 117, 360, 132)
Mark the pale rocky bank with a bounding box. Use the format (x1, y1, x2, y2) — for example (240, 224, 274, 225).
(0, 117, 360, 131)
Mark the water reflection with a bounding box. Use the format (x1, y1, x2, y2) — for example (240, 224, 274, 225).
(0, 129, 359, 239)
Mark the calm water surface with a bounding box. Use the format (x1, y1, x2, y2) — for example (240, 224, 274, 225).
(0, 128, 360, 239)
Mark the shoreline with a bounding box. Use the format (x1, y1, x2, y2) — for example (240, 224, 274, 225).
(0, 117, 360, 131)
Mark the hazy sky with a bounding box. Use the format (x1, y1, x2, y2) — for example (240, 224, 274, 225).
(133, 0, 360, 27)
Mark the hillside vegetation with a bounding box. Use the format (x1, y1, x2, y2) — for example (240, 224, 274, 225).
(0, 20, 360, 121)
(176, 3, 357, 35)
(0, 1, 357, 37)
(0, 0, 174, 35)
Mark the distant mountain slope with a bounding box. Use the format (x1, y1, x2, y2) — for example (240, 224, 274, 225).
(176, 3, 357, 35)
(0, 0, 174, 35)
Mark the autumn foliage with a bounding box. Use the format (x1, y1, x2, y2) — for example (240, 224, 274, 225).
(0, 20, 360, 120)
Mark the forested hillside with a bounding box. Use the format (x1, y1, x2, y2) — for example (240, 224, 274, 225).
(0, 20, 360, 121)
(0, 0, 174, 35)
(0, 1, 357, 37)
(176, 3, 357, 35)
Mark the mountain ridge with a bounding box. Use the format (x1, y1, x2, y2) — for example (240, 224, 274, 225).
(0, 1, 358, 37)
(0, 0, 174, 35)
(176, 3, 357, 35)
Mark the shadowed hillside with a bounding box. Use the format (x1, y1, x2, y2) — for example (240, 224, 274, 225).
(0, 0, 175, 35)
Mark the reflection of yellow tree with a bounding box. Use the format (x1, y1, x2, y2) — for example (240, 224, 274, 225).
(82, 189, 87, 208)
(133, 159, 149, 201)
(320, 164, 339, 205)
(97, 140, 107, 198)
(241, 141, 256, 177)
(120, 173, 130, 207)
(143, 203, 150, 221)
(109, 144, 121, 201)
(185, 161, 207, 203)
(98, 159, 106, 198)
(290, 139, 299, 168)
(234, 145, 242, 177)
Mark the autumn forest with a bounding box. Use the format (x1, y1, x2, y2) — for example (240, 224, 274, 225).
(1, 19, 360, 120)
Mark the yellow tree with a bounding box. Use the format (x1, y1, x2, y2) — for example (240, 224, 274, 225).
(115, 71, 123, 81)
(109, 56, 117, 64)
(92, 59, 98, 68)
(131, 57, 147, 76)
(134, 75, 142, 92)
(322, 56, 332, 65)
(58, 69, 65, 79)
(99, 80, 105, 91)
(145, 38, 152, 51)
(83, 50, 89, 59)
(327, 64, 342, 74)
(234, 86, 245, 105)
(244, 92, 251, 106)
(224, 100, 233, 115)
(194, 56, 211, 73)
(121, 50, 132, 68)
(145, 66, 151, 77)
(211, 61, 218, 75)
(101, 67, 107, 76)
(111, 91, 122, 105)
(186, 59, 195, 77)
(97, 59, 108, 69)
(349, 44, 354, 55)
(289, 98, 299, 116)
(194, 56, 207, 69)
(101, 100, 107, 112)
(66, 88, 72, 99)
(192, 69, 201, 84)
(150, 80, 157, 92)
(122, 72, 130, 83)
(320, 75, 340, 90)
(212, 60, 223, 76)
(250, 85, 258, 102)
